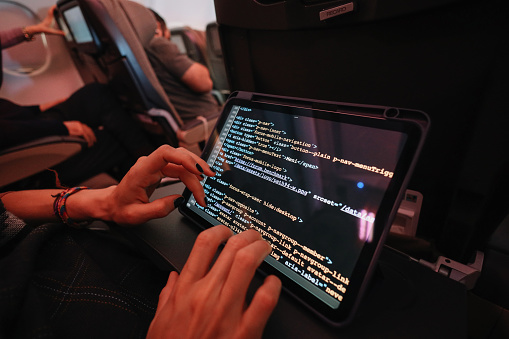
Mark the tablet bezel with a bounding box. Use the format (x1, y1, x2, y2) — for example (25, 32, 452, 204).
(179, 91, 428, 326)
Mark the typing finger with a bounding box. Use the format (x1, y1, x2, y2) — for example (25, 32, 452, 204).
(149, 145, 214, 179)
(148, 271, 180, 336)
(206, 229, 264, 285)
(116, 194, 183, 225)
(161, 164, 208, 207)
(156, 271, 179, 314)
(239, 275, 282, 339)
(178, 225, 233, 284)
(220, 239, 272, 307)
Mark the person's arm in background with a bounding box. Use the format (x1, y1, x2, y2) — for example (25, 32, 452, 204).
(180, 62, 213, 93)
(0, 115, 96, 149)
(149, 9, 212, 93)
(37, 98, 97, 147)
(0, 5, 64, 50)
(0, 28, 29, 49)
(39, 97, 67, 112)
(149, 38, 213, 93)
(0, 106, 68, 150)
(22, 5, 64, 38)
(0, 102, 96, 149)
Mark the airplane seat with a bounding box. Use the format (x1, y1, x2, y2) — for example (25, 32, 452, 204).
(169, 26, 228, 105)
(0, 136, 87, 189)
(205, 22, 230, 102)
(120, 0, 220, 151)
(215, 0, 509, 335)
(56, 0, 218, 154)
(473, 214, 509, 309)
(214, 0, 509, 262)
(170, 27, 208, 66)
(467, 212, 509, 338)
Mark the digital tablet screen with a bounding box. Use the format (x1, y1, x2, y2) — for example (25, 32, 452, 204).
(180, 92, 427, 325)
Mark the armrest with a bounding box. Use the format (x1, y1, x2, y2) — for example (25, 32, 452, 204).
(147, 107, 219, 153)
(0, 136, 87, 188)
(177, 115, 219, 145)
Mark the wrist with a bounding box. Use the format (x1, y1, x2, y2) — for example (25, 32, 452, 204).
(22, 27, 35, 41)
(65, 186, 115, 224)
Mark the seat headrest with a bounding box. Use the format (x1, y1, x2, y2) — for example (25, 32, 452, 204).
(120, 0, 157, 48)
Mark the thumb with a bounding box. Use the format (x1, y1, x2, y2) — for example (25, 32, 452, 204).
(119, 195, 184, 226)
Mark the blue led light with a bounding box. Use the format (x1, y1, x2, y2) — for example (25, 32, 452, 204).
(357, 182, 365, 189)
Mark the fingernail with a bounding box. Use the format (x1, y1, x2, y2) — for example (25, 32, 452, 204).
(174, 196, 185, 208)
(199, 174, 205, 180)
(196, 163, 204, 172)
(210, 167, 216, 173)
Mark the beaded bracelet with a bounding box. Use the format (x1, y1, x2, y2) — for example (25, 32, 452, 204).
(22, 27, 35, 41)
(53, 186, 91, 228)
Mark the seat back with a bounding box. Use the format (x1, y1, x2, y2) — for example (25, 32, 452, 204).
(0, 136, 86, 188)
(205, 22, 229, 95)
(118, 0, 218, 152)
(56, 0, 219, 153)
(115, 0, 181, 117)
(215, 0, 509, 262)
(57, 0, 182, 145)
(170, 26, 207, 66)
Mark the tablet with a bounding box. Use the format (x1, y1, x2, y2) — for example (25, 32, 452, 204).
(179, 91, 429, 326)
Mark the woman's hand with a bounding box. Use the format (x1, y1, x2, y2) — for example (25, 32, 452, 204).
(1, 145, 214, 227)
(63, 121, 97, 147)
(103, 145, 214, 225)
(24, 5, 65, 37)
(147, 225, 282, 339)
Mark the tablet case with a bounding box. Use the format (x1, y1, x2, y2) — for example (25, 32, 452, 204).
(180, 91, 429, 325)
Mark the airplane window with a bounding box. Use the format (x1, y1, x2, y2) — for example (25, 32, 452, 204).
(0, 1, 51, 76)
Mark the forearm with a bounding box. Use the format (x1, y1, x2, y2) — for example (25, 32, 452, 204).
(0, 187, 114, 224)
(0, 28, 26, 49)
(1, 146, 213, 227)
(0, 116, 68, 150)
(181, 63, 214, 93)
(39, 97, 67, 112)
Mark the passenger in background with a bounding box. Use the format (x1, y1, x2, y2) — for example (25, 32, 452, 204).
(0, 5, 65, 46)
(145, 10, 220, 123)
(151, 9, 207, 64)
(151, 9, 170, 40)
(0, 6, 155, 188)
